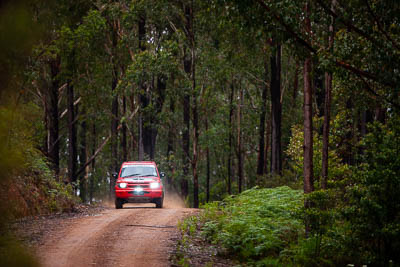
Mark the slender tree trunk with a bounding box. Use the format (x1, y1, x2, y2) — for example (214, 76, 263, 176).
(181, 72, 190, 199)
(122, 95, 127, 162)
(192, 89, 199, 208)
(185, 1, 199, 208)
(206, 117, 210, 202)
(67, 81, 77, 185)
(303, 1, 314, 196)
(130, 95, 137, 160)
(227, 82, 234, 195)
(79, 110, 87, 202)
(138, 15, 146, 161)
(89, 122, 96, 204)
(167, 97, 175, 185)
(264, 116, 271, 174)
(110, 81, 118, 200)
(150, 75, 167, 160)
(181, 3, 193, 200)
(167, 98, 175, 157)
(138, 115, 144, 160)
(237, 86, 244, 193)
(360, 109, 373, 137)
(144, 75, 155, 159)
(43, 99, 48, 157)
(321, 73, 332, 189)
(375, 105, 386, 123)
(48, 57, 60, 176)
(303, 2, 314, 237)
(270, 44, 282, 175)
(293, 61, 299, 104)
(110, 22, 119, 201)
(315, 72, 325, 119)
(142, 97, 153, 159)
(322, 0, 336, 189)
(257, 58, 268, 175)
(343, 99, 355, 165)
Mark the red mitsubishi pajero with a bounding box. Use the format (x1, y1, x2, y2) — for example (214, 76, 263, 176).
(114, 161, 165, 209)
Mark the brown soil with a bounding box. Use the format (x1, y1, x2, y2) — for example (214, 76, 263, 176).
(17, 195, 197, 267)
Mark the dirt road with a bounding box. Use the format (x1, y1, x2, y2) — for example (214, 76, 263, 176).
(37, 196, 196, 267)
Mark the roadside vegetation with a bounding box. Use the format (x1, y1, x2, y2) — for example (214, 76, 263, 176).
(174, 117, 400, 266)
(175, 186, 303, 266)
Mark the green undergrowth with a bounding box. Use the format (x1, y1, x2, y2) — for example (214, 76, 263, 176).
(176, 186, 305, 266)
(0, 149, 79, 220)
(0, 104, 78, 221)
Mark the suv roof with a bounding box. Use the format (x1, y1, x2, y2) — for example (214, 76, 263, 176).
(122, 161, 156, 165)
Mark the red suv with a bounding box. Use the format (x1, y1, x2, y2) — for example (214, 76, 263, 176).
(114, 161, 165, 209)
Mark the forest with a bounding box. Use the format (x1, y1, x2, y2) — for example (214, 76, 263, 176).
(1, 0, 400, 266)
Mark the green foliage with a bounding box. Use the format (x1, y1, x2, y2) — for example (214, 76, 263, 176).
(343, 119, 400, 265)
(285, 117, 400, 266)
(286, 119, 351, 189)
(288, 189, 345, 266)
(189, 186, 304, 264)
(0, 102, 77, 219)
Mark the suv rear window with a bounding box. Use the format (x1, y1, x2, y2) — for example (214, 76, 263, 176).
(120, 165, 157, 178)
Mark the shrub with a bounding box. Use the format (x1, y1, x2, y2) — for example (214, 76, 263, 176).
(197, 186, 304, 264)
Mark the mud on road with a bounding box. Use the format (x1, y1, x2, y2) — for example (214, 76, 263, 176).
(36, 195, 197, 267)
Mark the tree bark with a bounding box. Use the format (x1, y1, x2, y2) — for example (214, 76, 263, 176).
(264, 115, 271, 174)
(43, 98, 48, 157)
(185, 1, 199, 208)
(181, 74, 190, 199)
(315, 72, 325, 118)
(181, 2, 192, 201)
(167, 97, 175, 185)
(227, 82, 235, 195)
(181, 87, 190, 196)
(122, 95, 127, 162)
(151, 75, 167, 159)
(192, 88, 199, 208)
(141, 88, 153, 158)
(303, 2, 314, 196)
(270, 44, 282, 175)
(167, 98, 175, 157)
(48, 57, 60, 176)
(303, 2, 314, 238)
(67, 81, 77, 185)
(375, 106, 386, 123)
(130, 95, 137, 160)
(110, 78, 118, 199)
(206, 117, 210, 203)
(110, 21, 119, 201)
(79, 110, 87, 202)
(89, 123, 96, 204)
(257, 58, 268, 175)
(138, 15, 146, 161)
(237, 86, 244, 193)
(322, 0, 336, 189)
(293, 61, 299, 103)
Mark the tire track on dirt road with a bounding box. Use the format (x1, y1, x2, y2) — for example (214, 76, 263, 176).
(38, 203, 196, 267)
